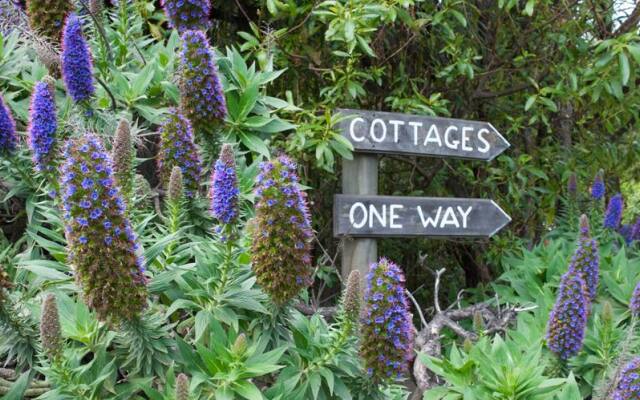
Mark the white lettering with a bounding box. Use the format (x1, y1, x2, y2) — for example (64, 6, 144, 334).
(369, 204, 386, 228)
(349, 117, 366, 142)
(461, 127, 473, 151)
(389, 120, 405, 143)
(423, 125, 443, 147)
(444, 126, 459, 149)
(390, 204, 403, 228)
(409, 121, 423, 146)
(349, 202, 367, 229)
(370, 119, 387, 143)
(477, 128, 490, 153)
(457, 206, 472, 228)
(418, 206, 442, 228)
(440, 207, 459, 228)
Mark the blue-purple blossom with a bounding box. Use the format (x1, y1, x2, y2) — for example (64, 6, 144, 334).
(604, 193, 624, 229)
(157, 110, 202, 198)
(630, 281, 640, 317)
(178, 30, 226, 131)
(61, 134, 147, 322)
(360, 258, 414, 382)
(210, 144, 238, 224)
(612, 357, 640, 400)
(546, 271, 588, 360)
(568, 215, 599, 301)
(632, 217, 640, 243)
(162, 0, 210, 33)
(0, 94, 16, 153)
(61, 14, 95, 103)
(28, 81, 57, 172)
(591, 170, 605, 201)
(250, 155, 313, 305)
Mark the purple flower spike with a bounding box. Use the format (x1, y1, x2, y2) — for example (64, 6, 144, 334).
(61, 134, 147, 322)
(0, 94, 16, 153)
(162, 0, 210, 33)
(360, 258, 414, 383)
(178, 30, 226, 131)
(568, 215, 599, 301)
(157, 110, 202, 198)
(250, 155, 313, 305)
(546, 271, 588, 360)
(28, 81, 57, 172)
(591, 170, 605, 201)
(211, 144, 239, 224)
(630, 281, 640, 317)
(61, 14, 95, 103)
(612, 357, 640, 400)
(604, 193, 624, 230)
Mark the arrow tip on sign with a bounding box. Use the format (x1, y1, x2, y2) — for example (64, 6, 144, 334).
(486, 123, 510, 162)
(488, 200, 512, 237)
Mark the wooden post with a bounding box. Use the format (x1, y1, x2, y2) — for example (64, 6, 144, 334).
(341, 154, 378, 281)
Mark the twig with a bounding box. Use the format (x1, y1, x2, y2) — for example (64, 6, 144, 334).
(433, 268, 445, 314)
(77, 0, 113, 63)
(406, 289, 427, 330)
(95, 76, 117, 112)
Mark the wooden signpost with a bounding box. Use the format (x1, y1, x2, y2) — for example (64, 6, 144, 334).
(335, 109, 511, 280)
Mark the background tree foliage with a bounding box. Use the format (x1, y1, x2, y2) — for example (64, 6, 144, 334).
(205, 0, 640, 298)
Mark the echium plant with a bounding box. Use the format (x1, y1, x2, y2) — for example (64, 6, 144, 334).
(176, 373, 190, 400)
(567, 172, 577, 196)
(546, 271, 588, 360)
(360, 258, 414, 383)
(612, 357, 640, 400)
(28, 79, 58, 173)
(211, 144, 239, 224)
(40, 293, 62, 361)
(162, 0, 210, 33)
(630, 281, 640, 317)
(591, 169, 605, 201)
(112, 119, 134, 202)
(26, 0, 72, 43)
(178, 30, 227, 132)
(568, 215, 599, 301)
(60, 134, 147, 322)
(604, 193, 624, 230)
(61, 14, 95, 103)
(0, 93, 16, 153)
(250, 155, 313, 305)
(157, 110, 201, 198)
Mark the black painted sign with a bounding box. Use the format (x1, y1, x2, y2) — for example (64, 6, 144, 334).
(334, 194, 511, 238)
(336, 108, 510, 161)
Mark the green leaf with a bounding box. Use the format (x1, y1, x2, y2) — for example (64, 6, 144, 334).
(2, 371, 32, 400)
(619, 52, 630, 85)
(239, 132, 270, 158)
(234, 381, 264, 400)
(524, 95, 537, 111)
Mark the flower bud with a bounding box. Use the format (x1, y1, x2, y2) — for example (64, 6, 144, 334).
(176, 373, 189, 400)
(343, 269, 361, 325)
(112, 119, 133, 200)
(40, 293, 62, 360)
(168, 166, 183, 203)
(604, 193, 624, 230)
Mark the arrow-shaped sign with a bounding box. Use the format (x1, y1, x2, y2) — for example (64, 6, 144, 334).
(336, 109, 510, 161)
(334, 194, 511, 238)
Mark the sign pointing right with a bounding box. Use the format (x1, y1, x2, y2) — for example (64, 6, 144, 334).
(336, 108, 510, 161)
(334, 194, 511, 238)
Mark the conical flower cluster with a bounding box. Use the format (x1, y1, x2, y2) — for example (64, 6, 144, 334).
(591, 170, 605, 201)
(40, 293, 62, 360)
(630, 281, 640, 317)
(211, 144, 239, 224)
(604, 193, 624, 229)
(0, 264, 12, 302)
(567, 172, 577, 196)
(568, 215, 599, 301)
(61, 14, 95, 103)
(250, 155, 313, 305)
(168, 166, 183, 203)
(178, 30, 226, 131)
(343, 269, 361, 325)
(612, 357, 640, 400)
(0, 94, 16, 154)
(26, 0, 73, 43)
(157, 110, 201, 198)
(112, 119, 133, 201)
(360, 258, 414, 382)
(163, 0, 210, 33)
(28, 80, 57, 172)
(176, 373, 190, 400)
(60, 134, 147, 322)
(546, 271, 588, 360)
